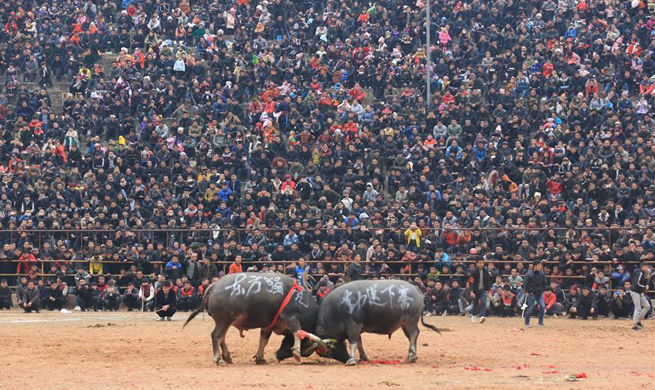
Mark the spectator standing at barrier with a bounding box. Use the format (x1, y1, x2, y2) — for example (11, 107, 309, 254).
(43, 280, 65, 311)
(16, 249, 37, 275)
(199, 258, 218, 281)
(523, 260, 547, 328)
(0, 279, 12, 310)
(165, 256, 183, 280)
(19, 281, 40, 313)
(185, 253, 201, 286)
(346, 254, 363, 282)
(122, 282, 140, 312)
(404, 222, 422, 253)
(470, 258, 490, 324)
(293, 258, 311, 287)
(228, 255, 243, 274)
(155, 280, 177, 321)
(630, 262, 652, 331)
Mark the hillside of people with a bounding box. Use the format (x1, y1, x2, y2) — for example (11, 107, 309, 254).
(0, 0, 653, 319)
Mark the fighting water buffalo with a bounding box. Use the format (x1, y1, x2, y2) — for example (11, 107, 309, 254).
(183, 272, 322, 365)
(305, 279, 440, 365)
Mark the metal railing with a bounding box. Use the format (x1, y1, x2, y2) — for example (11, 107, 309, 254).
(1, 226, 652, 253)
(1, 258, 649, 293)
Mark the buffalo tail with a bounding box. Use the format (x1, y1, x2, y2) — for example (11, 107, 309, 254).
(421, 308, 441, 335)
(182, 283, 213, 329)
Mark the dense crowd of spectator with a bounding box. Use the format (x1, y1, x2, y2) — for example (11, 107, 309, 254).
(0, 0, 654, 318)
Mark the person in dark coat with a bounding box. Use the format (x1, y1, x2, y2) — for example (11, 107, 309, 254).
(447, 280, 463, 314)
(0, 279, 13, 309)
(470, 258, 491, 323)
(611, 285, 634, 319)
(629, 262, 652, 331)
(155, 280, 177, 320)
(428, 281, 448, 315)
(571, 286, 597, 320)
(198, 258, 218, 281)
(43, 281, 66, 311)
(102, 286, 121, 311)
(346, 256, 363, 282)
(122, 282, 140, 311)
(595, 286, 612, 318)
(523, 260, 547, 327)
(19, 281, 40, 313)
(76, 279, 97, 311)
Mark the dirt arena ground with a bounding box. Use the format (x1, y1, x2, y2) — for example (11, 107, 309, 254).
(0, 312, 653, 390)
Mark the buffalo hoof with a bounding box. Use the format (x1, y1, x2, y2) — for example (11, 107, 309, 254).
(223, 355, 233, 364)
(214, 359, 228, 367)
(406, 355, 417, 364)
(291, 347, 301, 362)
(359, 355, 370, 362)
(345, 358, 358, 366)
(254, 356, 268, 365)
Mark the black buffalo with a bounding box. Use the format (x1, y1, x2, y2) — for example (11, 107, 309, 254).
(184, 272, 322, 365)
(306, 279, 440, 365)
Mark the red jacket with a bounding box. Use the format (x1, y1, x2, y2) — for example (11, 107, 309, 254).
(443, 229, 458, 246)
(17, 253, 37, 274)
(180, 286, 195, 297)
(543, 292, 557, 310)
(349, 87, 365, 101)
(501, 292, 515, 307)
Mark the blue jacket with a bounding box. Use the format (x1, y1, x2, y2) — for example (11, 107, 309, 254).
(218, 188, 232, 201)
(435, 253, 451, 268)
(473, 146, 487, 161)
(445, 145, 462, 159)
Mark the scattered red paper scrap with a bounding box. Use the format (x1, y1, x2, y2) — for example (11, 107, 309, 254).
(464, 366, 492, 372)
(543, 370, 559, 374)
(530, 352, 543, 356)
(574, 373, 588, 379)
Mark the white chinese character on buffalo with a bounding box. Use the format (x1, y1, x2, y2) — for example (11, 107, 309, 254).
(264, 277, 284, 295)
(294, 290, 309, 308)
(366, 284, 386, 307)
(246, 276, 263, 296)
(225, 274, 247, 297)
(397, 286, 414, 310)
(341, 289, 368, 314)
(381, 285, 395, 309)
